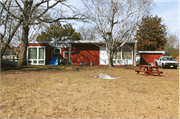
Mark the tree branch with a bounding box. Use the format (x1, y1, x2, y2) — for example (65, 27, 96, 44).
(1, 18, 23, 57)
(0, 1, 21, 20)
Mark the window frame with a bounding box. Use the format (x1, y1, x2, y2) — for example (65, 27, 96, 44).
(113, 46, 133, 65)
(27, 46, 46, 65)
(54, 48, 61, 54)
(122, 47, 133, 60)
(113, 46, 133, 60)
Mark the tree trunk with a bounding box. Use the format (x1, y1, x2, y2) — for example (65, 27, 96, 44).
(17, 24, 29, 66)
(106, 46, 114, 67)
(108, 55, 113, 67)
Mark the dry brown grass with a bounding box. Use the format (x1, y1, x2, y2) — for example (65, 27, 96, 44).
(1, 65, 179, 118)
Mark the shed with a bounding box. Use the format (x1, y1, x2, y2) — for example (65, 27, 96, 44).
(138, 51, 165, 65)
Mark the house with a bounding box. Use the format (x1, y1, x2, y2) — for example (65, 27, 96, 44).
(137, 51, 165, 65)
(20, 40, 137, 66)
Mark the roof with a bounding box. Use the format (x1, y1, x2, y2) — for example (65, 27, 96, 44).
(27, 40, 137, 48)
(161, 56, 172, 58)
(28, 40, 138, 44)
(137, 51, 165, 54)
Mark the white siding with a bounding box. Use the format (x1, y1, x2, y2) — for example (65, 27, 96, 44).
(100, 47, 108, 65)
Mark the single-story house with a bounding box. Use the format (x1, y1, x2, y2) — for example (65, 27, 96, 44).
(137, 51, 165, 65)
(19, 40, 137, 66)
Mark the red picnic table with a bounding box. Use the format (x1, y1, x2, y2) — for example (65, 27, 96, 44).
(135, 65, 163, 76)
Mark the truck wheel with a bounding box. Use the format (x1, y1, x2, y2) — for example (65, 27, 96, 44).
(155, 62, 158, 66)
(162, 64, 165, 69)
(174, 66, 177, 69)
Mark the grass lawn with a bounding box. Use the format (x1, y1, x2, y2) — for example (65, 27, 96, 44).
(0, 65, 179, 118)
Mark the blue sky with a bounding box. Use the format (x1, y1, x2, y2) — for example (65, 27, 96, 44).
(151, 0, 179, 34)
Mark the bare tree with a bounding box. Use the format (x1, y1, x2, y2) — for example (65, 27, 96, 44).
(0, 0, 23, 57)
(78, 25, 98, 40)
(10, 23, 45, 47)
(82, 0, 152, 67)
(0, 0, 84, 66)
(164, 31, 179, 55)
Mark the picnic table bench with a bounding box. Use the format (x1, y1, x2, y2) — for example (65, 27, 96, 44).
(135, 65, 163, 76)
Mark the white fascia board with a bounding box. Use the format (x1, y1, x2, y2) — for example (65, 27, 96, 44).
(69, 40, 137, 44)
(29, 41, 50, 43)
(28, 42, 56, 48)
(138, 51, 165, 54)
(28, 40, 137, 44)
(48, 43, 56, 48)
(69, 40, 99, 44)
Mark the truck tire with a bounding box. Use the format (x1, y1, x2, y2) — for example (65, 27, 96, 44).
(162, 63, 165, 69)
(174, 66, 177, 69)
(155, 62, 158, 66)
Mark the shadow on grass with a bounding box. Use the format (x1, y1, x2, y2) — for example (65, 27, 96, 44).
(138, 73, 165, 77)
(1, 61, 139, 73)
(1, 64, 96, 72)
(1, 65, 64, 72)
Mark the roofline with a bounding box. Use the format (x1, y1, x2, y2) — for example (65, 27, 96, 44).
(28, 40, 138, 44)
(28, 41, 50, 43)
(137, 51, 165, 54)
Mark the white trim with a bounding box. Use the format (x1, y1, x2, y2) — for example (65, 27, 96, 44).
(63, 51, 69, 59)
(138, 51, 165, 54)
(48, 43, 56, 47)
(54, 48, 61, 54)
(30, 41, 49, 43)
(27, 46, 46, 65)
(63, 51, 70, 64)
(29, 40, 137, 44)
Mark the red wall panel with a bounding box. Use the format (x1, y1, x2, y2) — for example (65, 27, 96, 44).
(141, 53, 163, 65)
(71, 44, 99, 65)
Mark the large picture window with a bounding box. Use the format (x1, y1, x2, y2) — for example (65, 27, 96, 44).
(100, 46, 133, 65)
(27, 46, 45, 65)
(122, 47, 132, 59)
(113, 47, 132, 60)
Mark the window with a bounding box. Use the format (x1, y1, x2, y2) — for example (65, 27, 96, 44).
(122, 47, 132, 59)
(113, 47, 133, 60)
(100, 46, 133, 65)
(113, 48, 121, 59)
(27, 46, 45, 65)
(28, 48, 37, 59)
(39, 48, 44, 59)
(54, 48, 61, 54)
